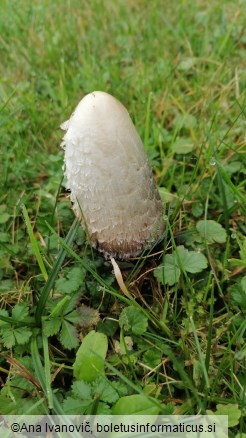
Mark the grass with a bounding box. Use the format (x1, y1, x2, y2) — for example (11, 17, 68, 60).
(0, 0, 245, 435)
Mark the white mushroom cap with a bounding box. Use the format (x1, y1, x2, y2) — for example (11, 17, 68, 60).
(61, 91, 164, 259)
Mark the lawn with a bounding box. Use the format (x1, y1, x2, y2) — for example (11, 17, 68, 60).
(0, 0, 245, 436)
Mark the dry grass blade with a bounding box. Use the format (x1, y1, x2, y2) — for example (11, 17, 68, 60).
(111, 257, 131, 298)
(3, 354, 42, 391)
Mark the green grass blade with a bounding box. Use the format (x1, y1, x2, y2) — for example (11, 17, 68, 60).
(42, 333, 53, 410)
(190, 316, 210, 389)
(35, 218, 79, 325)
(22, 204, 48, 281)
(31, 335, 65, 415)
(0, 314, 35, 327)
(31, 335, 46, 392)
(204, 278, 214, 374)
(46, 295, 71, 318)
(144, 92, 152, 152)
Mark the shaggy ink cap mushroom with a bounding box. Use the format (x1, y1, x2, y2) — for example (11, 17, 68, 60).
(61, 91, 164, 259)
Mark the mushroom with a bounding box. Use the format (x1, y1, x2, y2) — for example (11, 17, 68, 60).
(61, 91, 164, 259)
